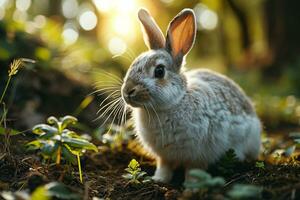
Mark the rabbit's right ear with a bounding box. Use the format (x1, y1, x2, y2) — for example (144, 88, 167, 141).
(138, 8, 165, 50)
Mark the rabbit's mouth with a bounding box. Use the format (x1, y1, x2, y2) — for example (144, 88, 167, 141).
(122, 91, 151, 108)
(121, 79, 151, 107)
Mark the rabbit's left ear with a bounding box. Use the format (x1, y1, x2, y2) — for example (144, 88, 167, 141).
(166, 9, 196, 63)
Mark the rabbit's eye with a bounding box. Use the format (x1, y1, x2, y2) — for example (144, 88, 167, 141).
(154, 65, 165, 78)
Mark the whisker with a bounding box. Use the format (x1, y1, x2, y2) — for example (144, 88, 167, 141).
(89, 87, 121, 96)
(112, 54, 133, 63)
(97, 97, 121, 115)
(149, 103, 165, 147)
(99, 98, 122, 128)
(106, 101, 124, 134)
(93, 69, 123, 84)
(144, 105, 151, 125)
(99, 90, 121, 108)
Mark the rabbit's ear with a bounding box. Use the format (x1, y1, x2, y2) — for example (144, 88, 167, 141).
(166, 9, 196, 62)
(138, 8, 165, 50)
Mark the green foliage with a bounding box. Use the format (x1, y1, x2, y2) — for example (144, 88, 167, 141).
(255, 161, 265, 169)
(227, 184, 262, 200)
(184, 169, 225, 191)
(122, 159, 151, 185)
(27, 115, 98, 182)
(290, 132, 300, 148)
(210, 149, 240, 176)
(99, 121, 135, 151)
(1, 182, 80, 200)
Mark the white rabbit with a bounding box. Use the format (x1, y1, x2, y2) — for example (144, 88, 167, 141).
(121, 8, 261, 183)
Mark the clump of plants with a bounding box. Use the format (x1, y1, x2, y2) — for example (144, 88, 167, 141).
(183, 169, 262, 200)
(122, 159, 151, 185)
(1, 59, 34, 155)
(227, 184, 262, 200)
(1, 182, 80, 200)
(27, 115, 98, 182)
(184, 169, 225, 192)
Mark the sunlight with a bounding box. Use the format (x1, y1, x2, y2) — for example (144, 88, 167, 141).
(108, 37, 127, 55)
(112, 15, 134, 36)
(93, 0, 142, 52)
(93, 0, 113, 12)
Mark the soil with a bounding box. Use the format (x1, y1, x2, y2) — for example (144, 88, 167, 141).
(1, 133, 300, 200)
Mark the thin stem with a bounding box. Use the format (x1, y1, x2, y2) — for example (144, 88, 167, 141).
(0, 76, 12, 104)
(77, 153, 83, 183)
(56, 146, 61, 165)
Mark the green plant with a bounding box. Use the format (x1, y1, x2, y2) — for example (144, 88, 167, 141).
(209, 149, 240, 176)
(1, 182, 80, 200)
(100, 121, 135, 151)
(27, 115, 98, 183)
(122, 159, 151, 185)
(255, 161, 265, 169)
(184, 169, 225, 191)
(227, 184, 262, 200)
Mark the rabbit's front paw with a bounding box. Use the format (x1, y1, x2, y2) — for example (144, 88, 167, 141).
(152, 167, 173, 183)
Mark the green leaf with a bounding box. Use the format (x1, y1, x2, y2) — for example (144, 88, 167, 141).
(32, 124, 57, 136)
(41, 141, 59, 156)
(122, 174, 133, 180)
(44, 182, 80, 200)
(60, 116, 77, 129)
(128, 159, 140, 170)
(62, 136, 98, 152)
(47, 116, 59, 126)
(0, 127, 22, 136)
(26, 140, 43, 150)
(255, 161, 265, 169)
(31, 186, 50, 200)
(206, 177, 225, 187)
(188, 169, 211, 180)
(61, 145, 77, 164)
(227, 184, 262, 199)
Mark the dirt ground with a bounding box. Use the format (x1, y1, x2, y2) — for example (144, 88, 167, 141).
(1, 133, 300, 200)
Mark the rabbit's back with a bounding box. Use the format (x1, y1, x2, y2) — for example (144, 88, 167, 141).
(185, 69, 255, 117)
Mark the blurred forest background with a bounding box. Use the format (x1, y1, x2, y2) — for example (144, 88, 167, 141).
(1, 0, 300, 131)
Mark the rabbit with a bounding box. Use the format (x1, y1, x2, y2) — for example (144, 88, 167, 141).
(121, 8, 261, 183)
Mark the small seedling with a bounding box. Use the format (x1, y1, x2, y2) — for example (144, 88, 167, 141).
(255, 161, 265, 169)
(184, 169, 225, 191)
(227, 184, 262, 199)
(27, 115, 98, 183)
(122, 159, 151, 185)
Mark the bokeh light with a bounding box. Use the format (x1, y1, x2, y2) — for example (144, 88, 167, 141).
(194, 3, 218, 31)
(62, 0, 79, 19)
(160, 0, 174, 4)
(108, 37, 127, 55)
(0, 7, 5, 20)
(13, 10, 27, 22)
(33, 15, 46, 28)
(79, 10, 97, 31)
(62, 27, 79, 45)
(16, 0, 31, 11)
(199, 9, 218, 30)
